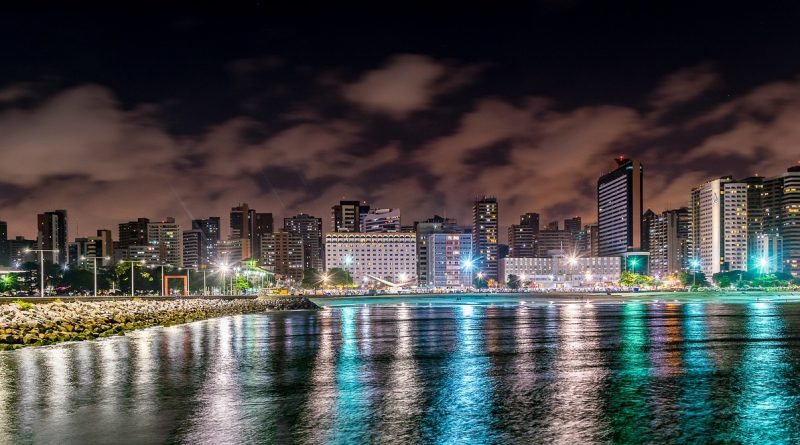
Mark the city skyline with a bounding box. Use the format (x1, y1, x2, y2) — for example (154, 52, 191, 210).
(2, 4, 800, 240)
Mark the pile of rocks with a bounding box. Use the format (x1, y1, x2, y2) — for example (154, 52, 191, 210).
(0, 297, 318, 350)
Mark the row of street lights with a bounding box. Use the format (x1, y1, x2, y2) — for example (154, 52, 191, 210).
(22, 249, 255, 297)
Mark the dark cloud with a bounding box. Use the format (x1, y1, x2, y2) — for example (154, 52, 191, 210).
(4, 60, 800, 241)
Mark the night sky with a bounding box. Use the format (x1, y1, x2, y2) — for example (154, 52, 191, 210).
(2, 2, 800, 240)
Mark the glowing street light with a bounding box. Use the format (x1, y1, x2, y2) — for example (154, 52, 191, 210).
(321, 273, 330, 287)
(690, 259, 701, 287)
(218, 263, 231, 294)
(147, 263, 171, 296)
(462, 258, 476, 288)
(628, 257, 639, 274)
(462, 258, 475, 271)
(119, 259, 146, 297)
(81, 255, 110, 297)
(757, 257, 769, 274)
(25, 248, 59, 297)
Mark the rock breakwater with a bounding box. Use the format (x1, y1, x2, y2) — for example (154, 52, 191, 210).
(0, 297, 318, 350)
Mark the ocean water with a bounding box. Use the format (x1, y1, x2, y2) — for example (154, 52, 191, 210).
(1, 295, 800, 444)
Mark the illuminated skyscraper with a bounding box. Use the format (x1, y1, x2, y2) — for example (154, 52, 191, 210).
(597, 157, 644, 257)
(690, 177, 748, 275)
(37, 209, 68, 264)
(472, 197, 499, 282)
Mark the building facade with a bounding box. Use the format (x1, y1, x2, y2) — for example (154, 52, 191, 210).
(191, 217, 221, 266)
(754, 233, 783, 273)
(648, 207, 690, 277)
(118, 218, 149, 251)
(284, 213, 324, 272)
(182, 229, 203, 269)
(253, 212, 274, 261)
(363, 208, 401, 232)
(324, 232, 417, 284)
(8, 236, 35, 264)
(564, 216, 582, 239)
(472, 197, 499, 282)
(536, 229, 574, 257)
(690, 177, 748, 276)
(783, 166, 800, 275)
(217, 239, 244, 264)
(230, 203, 256, 259)
(147, 218, 182, 267)
(501, 255, 622, 288)
(428, 232, 472, 288)
(508, 213, 539, 258)
(414, 215, 459, 286)
(331, 200, 369, 232)
(261, 230, 304, 282)
(597, 157, 644, 257)
(37, 209, 68, 264)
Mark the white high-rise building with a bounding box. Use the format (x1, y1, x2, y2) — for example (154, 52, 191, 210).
(147, 218, 182, 267)
(324, 232, 417, 285)
(428, 232, 472, 288)
(690, 177, 748, 276)
(754, 233, 783, 273)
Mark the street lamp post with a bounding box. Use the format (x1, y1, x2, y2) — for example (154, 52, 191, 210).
(25, 248, 59, 297)
(81, 255, 110, 297)
(120, 260, 146, 297)
(147, 263, 170, 296)
(690, 259, 701, 288)
(462, 258, 475, 290)
(628, 257, 638, 275)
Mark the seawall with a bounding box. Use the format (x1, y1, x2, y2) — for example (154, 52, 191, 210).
(0, 296, 318, 350)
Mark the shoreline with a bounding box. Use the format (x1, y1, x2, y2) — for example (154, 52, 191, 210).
(310, 290, 800, 307)
(0, 296, 318, 350)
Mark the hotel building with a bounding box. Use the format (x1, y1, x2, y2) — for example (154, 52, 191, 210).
(324, 232, 417, 284)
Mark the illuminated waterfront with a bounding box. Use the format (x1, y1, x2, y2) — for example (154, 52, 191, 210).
(2, 297, 800, 443)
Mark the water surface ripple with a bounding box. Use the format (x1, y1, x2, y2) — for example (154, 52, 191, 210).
(2, 300, 800, 444)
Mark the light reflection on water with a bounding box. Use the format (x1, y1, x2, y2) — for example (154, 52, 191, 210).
(2, 302, 800, 444)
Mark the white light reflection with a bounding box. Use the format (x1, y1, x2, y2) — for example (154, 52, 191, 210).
(182, 316, 251, 443)
(544, 303, 607, 442)
(375, 305, 422, 443)
(297, 308, 336, 443)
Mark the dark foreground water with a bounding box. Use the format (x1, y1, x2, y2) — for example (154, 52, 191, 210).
(2, 300, 800, 444)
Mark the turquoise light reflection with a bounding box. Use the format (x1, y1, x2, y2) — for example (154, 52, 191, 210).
(330, 306, 370, 444)
(608, 303, 650, 442)
(423, 305, 497, 444)
(734, 302, 795, 443)
(678, 303, 713, 440)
